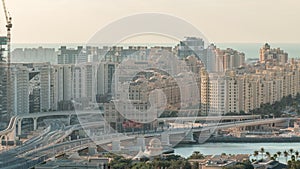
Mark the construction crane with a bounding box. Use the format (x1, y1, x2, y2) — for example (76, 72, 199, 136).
(1, 0, 13, 118)
(1, 0, 12, 63)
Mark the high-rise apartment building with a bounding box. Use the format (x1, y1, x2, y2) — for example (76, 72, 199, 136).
(51, 62, 100, 110)
(85, 63, 98, 103)
(178, 38, 246, 73)
(0, 64, 9, 126)
(12, 47, 57, 64)
(207, 73, 226, 115)
(11, 64, 29, 115)
(29, 88, 40, 113)
(51, 65, 73, 110)
(37, 63, 52, 112)
(178, 37, 205, 61)
(260, 43, 288, 64)
(200, 68, 209, 115)
(225, 71, 244, 114)
(212, 46, 245, 72)
(58, 46, 84, 64)
(199, 62, 300, 115)
(97, 62, 117, 102)
(73, 64, 86, 101)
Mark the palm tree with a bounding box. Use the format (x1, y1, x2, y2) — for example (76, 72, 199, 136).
(289, 148, 294, 155)
(254, 151, 259, 161)
(284, 150, 289, 162)
(266, 152, 271, 159)
(277, 151, 282, 160)
(291, 155, 296, 162)
(295, 151, 299, 159)
(260, 147, 265, 161)
(189, 151, 204, 159)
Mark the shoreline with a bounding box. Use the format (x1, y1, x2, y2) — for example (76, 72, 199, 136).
(206, 136, 300, 143)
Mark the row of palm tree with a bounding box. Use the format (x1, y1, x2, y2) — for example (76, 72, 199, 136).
(249, 94, 300, 117)
(253, 147, 300, 162)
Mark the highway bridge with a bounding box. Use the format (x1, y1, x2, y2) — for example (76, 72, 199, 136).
(0, 110, 100, 140)
(0, 115, 293, 169)
(0, 110, 262, 140)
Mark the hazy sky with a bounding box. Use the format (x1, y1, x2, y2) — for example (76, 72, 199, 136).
(3, 0, 300, 43)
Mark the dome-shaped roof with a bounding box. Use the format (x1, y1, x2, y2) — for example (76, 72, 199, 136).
(149, 138, 161, 147)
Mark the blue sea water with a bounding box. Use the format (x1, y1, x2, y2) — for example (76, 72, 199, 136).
(216, 43, 300, 59)
(174, 142, 300, 158)
(174, 142, 300, 164)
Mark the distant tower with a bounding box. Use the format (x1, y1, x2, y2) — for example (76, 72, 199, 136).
(260, 43, 270, 62)
(178, 37, 205, 60)
(200, 68, 209, 115)
(259, 43, 288, 64)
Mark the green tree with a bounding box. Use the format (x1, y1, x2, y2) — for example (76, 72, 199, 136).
(253, 151, 259, 161)
(265, 152, 271, 159)
(291, 155, 296, 162)
(188, 151, 204, 159)
(277, 151, 282, 160)
(132, 162, 151, 169)
(295, 151, 299, 159)
(109, 156, 132, 169)
(287, 160, 300, 169)
(290, 148, 294, 155)
(260, 147, 265, 161)
(284, 150, 289, 162)
(273, 154, 278, 161)
(192, 162, 199, 169)
(166, 154, 182, 161)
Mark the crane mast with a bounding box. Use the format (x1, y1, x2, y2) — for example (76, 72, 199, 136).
(2, 0, 11, 63)
(1, 0, 13, 118)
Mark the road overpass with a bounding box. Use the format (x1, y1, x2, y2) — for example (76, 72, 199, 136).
(158, 115, 261, 122)
(0, 109, 289, 146)
(0, 110, 261, 140)
(0, 110, 100, 139)
(0, 117, 293, 169)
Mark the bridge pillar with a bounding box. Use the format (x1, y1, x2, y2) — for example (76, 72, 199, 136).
(198, 130, 212, 144)
(161, 132, 170, 146)
(137, 136, 146, 151)
(184, 130, 195, 142)
(88, 145, 98, 156)
(7, 126, 16, 142)
(33, 117, 38, 130)
(3, 133, 15, 145)
(17, 118, 22, 136)
(112, 140, 121, 152)
(0, 135, 4, 145)
(68, 115, 71, 125)
(5, 135, 8, 145)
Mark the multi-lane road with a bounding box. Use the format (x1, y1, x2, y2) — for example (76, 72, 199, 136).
(0, 116, 293, 169)
(0, 120, 70, 168)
